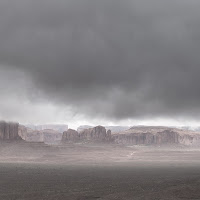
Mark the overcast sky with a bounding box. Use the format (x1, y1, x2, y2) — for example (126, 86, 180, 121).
(1, 0, 200, 129)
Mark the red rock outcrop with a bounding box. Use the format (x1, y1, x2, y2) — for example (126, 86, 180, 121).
(62, 129, 80, 143)
(0, 121, 21, 140)
(18, 124, 200, 146)
(18, 125, 62, 144)
(80, 126, 112, 142)
(77, 125, 129, 133)
(18, 125, 44, 142)
(18, 125, 31, 141)
(113, 126, 200, 146)
(114, 131, 179, 145)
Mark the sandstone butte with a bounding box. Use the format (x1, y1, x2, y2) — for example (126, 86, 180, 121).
(2, 120, 200, 146)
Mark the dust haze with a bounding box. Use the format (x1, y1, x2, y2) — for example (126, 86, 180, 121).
(1, 141, 200, 200)
(1, 0, 200, 199)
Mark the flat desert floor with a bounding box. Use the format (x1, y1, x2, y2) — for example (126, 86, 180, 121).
(1, 142, 200, 200)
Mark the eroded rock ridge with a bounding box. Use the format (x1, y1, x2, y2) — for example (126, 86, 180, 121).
(0, 121, 21, 140)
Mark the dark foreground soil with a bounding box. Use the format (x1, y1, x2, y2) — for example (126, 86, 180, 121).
(1, 142, 200, 200)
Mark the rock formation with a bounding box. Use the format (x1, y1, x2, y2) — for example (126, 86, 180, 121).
(43, 129, 63, 144)
(18, 124, 200, 146)
(18, 125, 32, 141)
(0, 121, 21, 140)
(80, 126, 112, 142)
(77, 125, 129, 133)
(19, 125, 62, 144)
(113, 126, 200, 146)
(18, 125, 44, 142)
(62, 129, 80, 143)
(61, 126, 112, 143)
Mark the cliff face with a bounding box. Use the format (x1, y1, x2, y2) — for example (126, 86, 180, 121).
(62, 126, 112, 143)
(18, 124, 200, 146)
(114, 131, 179, 145)
(113, 126, 200, 146)
(18, 125, 62, 144)
(178, 134, 200, 146)
(0, 121, 21, 140)
(80, 126, 112, 142)
(42, 129, 63, 144)
(18, 125, 43, 142)
(62, 129, 80, 143)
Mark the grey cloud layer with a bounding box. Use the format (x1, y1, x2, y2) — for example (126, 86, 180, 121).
(1, 0, 200, 120)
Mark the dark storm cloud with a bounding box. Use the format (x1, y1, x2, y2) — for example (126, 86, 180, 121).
(1, 0, 200, 120)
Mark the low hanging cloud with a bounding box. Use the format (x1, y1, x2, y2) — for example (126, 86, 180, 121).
(1, 0, 200, 122)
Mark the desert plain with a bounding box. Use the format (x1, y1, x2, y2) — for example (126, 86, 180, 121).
(1, 142, 200, 200)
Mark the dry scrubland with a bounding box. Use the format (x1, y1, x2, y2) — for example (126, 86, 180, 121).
(1, 142, 200, 199)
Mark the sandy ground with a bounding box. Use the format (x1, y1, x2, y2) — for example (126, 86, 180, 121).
(1, 142, 200, 199)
